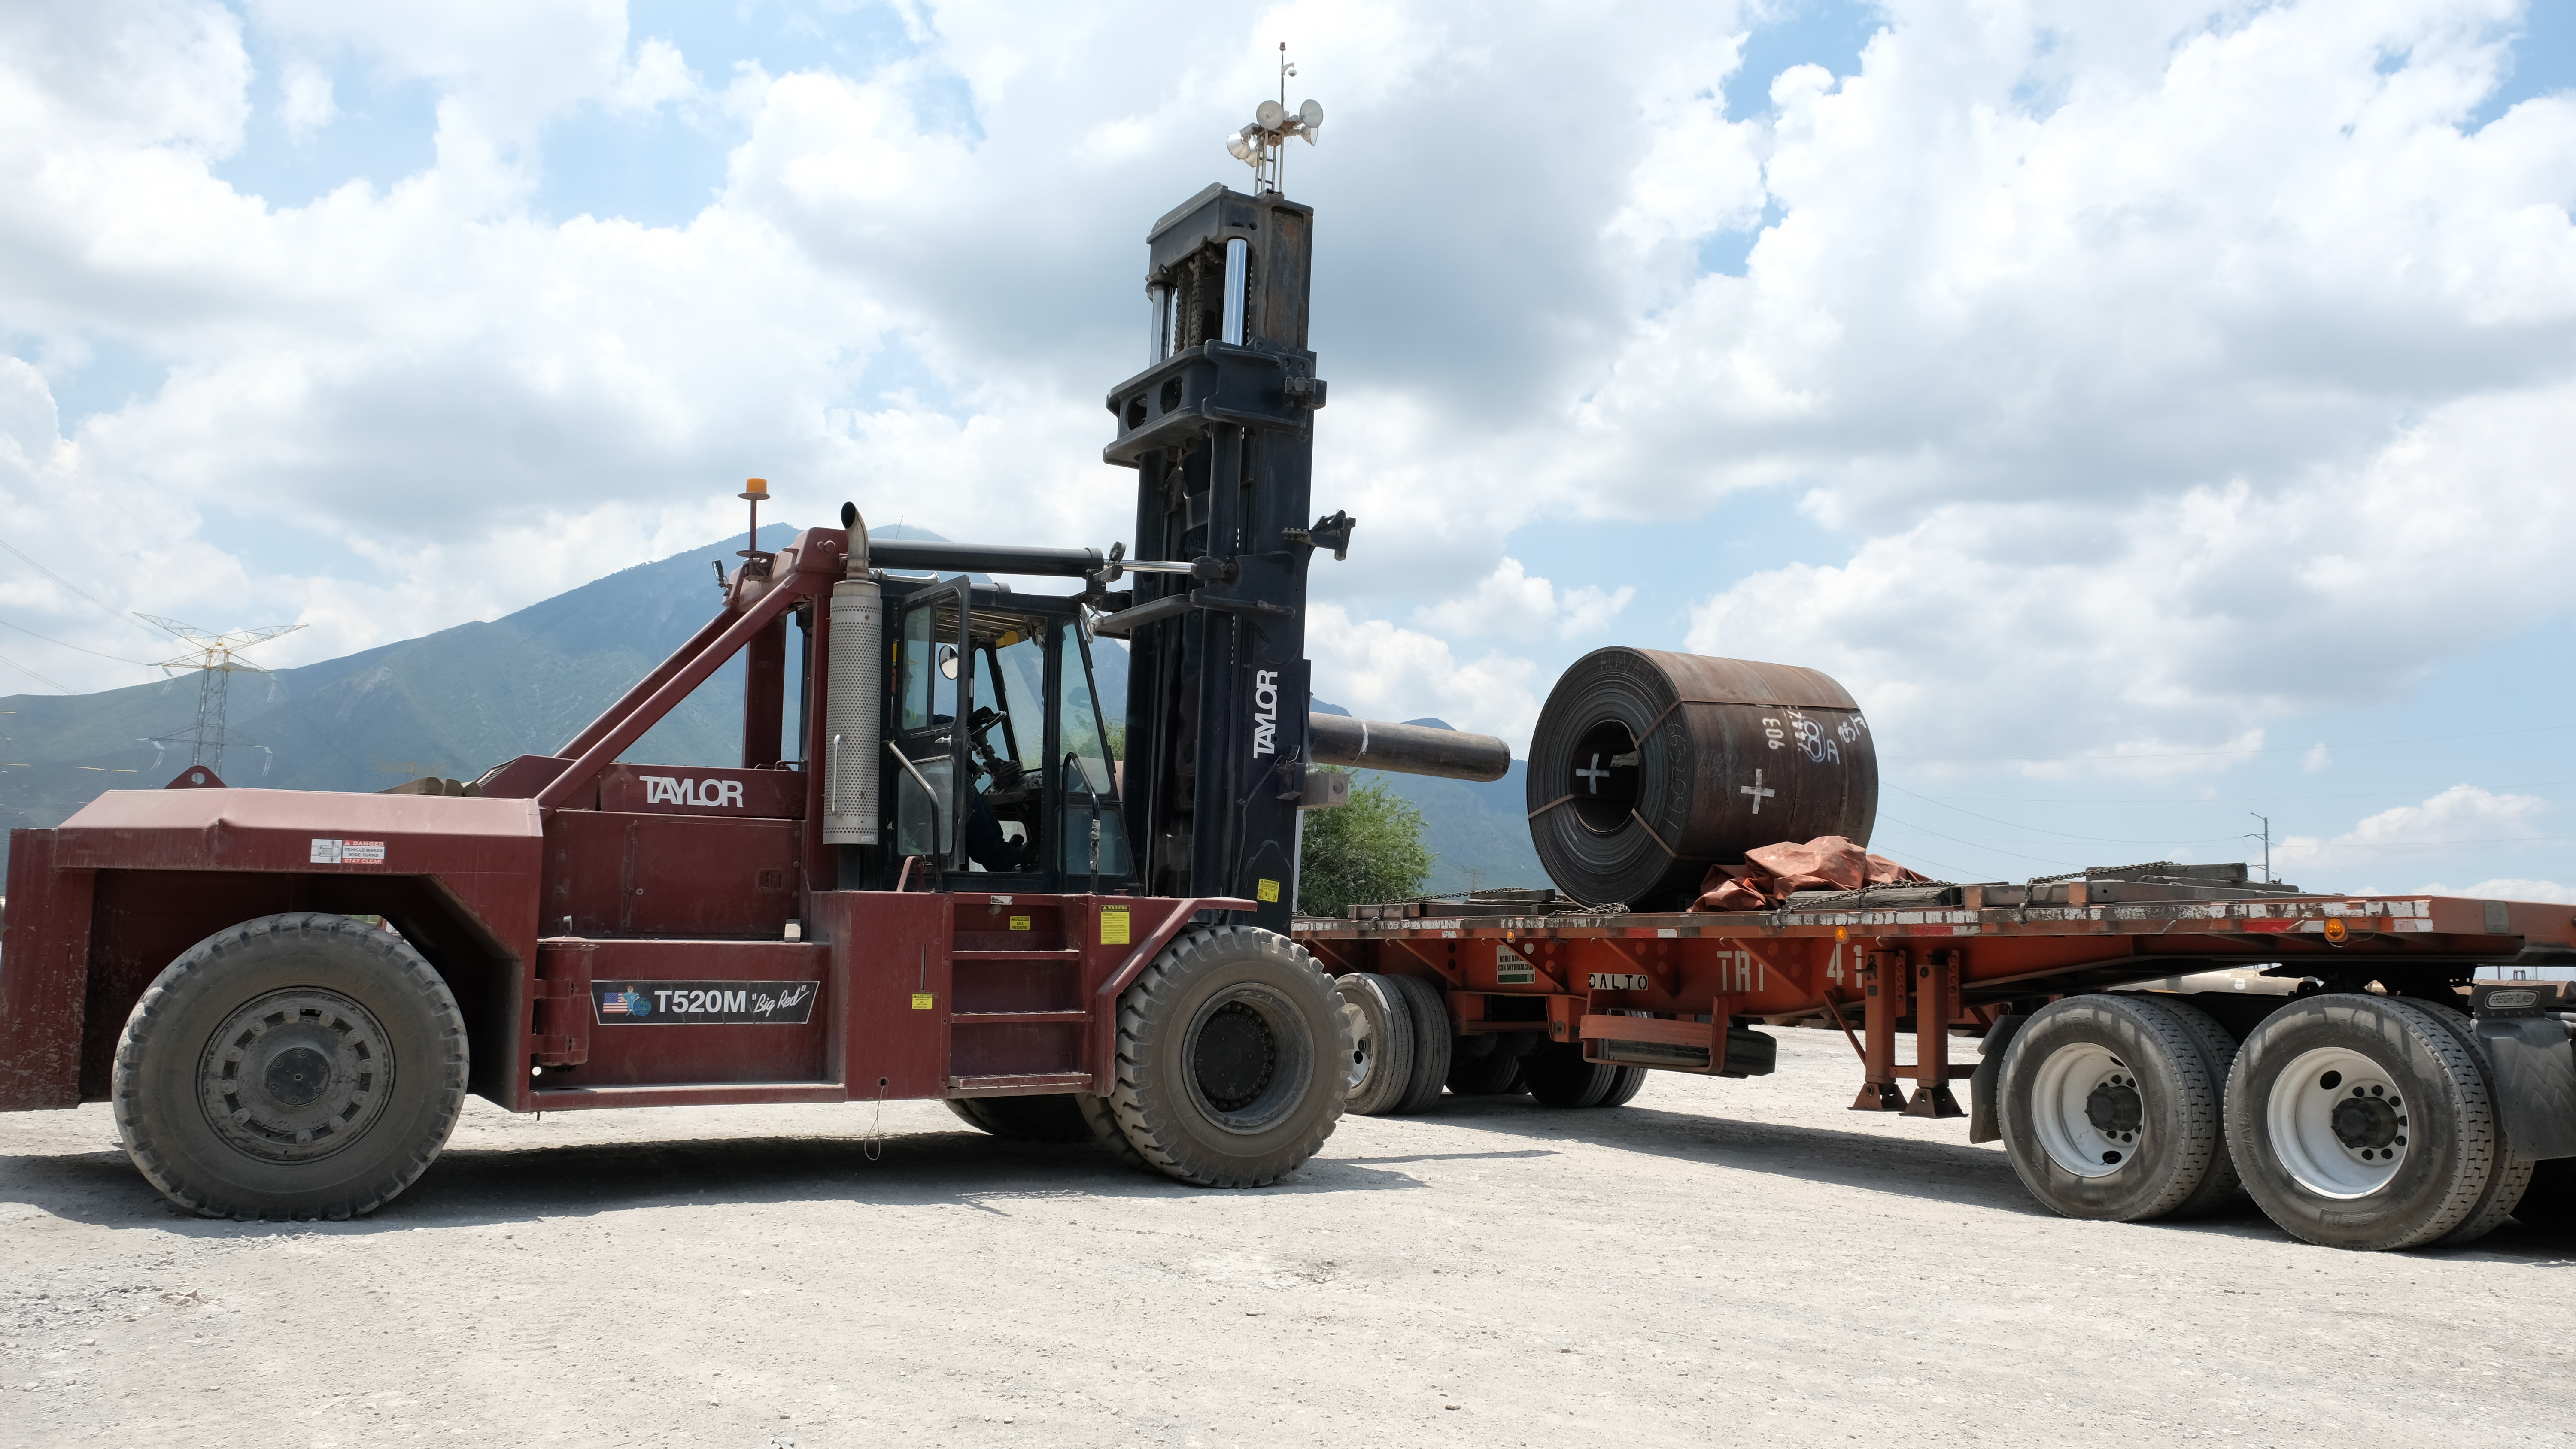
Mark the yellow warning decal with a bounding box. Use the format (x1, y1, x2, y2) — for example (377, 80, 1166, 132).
(1009, 915, 1031, 931)
(1100, 909, 1131, 946)
(1255, 878, 1281, 904)
(911, 992, 935, 1010)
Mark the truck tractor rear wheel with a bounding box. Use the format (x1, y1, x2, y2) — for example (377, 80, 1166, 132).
(1996, 994, 2233, 1223)
(2224, 994, 2498, 1251)
(1385, 973, 1454, 1115)
(1446, 1049, 1524, 1096)
(2412, 1003, 2533, 1249)
(945, 1094, 1095, 1143)
(1522, 1041, 1619, 1108)
(1333, 973, 1416, 1117)
(111, 913, 468, 1221)
(1112, 927, 1344, 1188)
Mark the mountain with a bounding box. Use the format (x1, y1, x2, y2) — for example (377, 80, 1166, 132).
(1303, 700, 1547, 897)
(0, 529, 1546, 896)
(0, 525, 831, 873)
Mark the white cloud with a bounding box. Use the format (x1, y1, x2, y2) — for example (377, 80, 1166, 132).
(2424, 877, 2576, 904)
(1306, 603, 1541, 747)
(2272, 785, 2553, 884)
(278, 60, 335, 141)
(1685, 376, 2576, 770)
(1412, 558, 1634, 641)
(0, 0, 2567, 814)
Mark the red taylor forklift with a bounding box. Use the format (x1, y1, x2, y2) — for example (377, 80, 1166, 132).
(0, 165, 1511, 1218)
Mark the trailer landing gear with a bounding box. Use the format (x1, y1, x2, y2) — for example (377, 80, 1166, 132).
(111, 913, 469, 1221)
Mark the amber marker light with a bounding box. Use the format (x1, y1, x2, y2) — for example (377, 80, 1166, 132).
(2322, 917, 2350, 945)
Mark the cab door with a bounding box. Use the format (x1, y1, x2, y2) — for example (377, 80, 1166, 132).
(891, 579, 972, 874)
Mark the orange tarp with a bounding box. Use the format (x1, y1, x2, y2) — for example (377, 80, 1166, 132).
(1686, 835, 1929, 912)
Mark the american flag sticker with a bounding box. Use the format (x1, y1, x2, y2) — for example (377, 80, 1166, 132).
(590, 982, 817, 1025)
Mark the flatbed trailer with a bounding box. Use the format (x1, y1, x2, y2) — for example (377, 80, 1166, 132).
(1294, 886, 2576, 1251)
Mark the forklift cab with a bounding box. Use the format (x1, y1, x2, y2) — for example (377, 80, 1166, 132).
(882, 575, 1133, 890)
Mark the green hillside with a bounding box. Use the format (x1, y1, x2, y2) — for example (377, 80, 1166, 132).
(0, 527, 813, 873)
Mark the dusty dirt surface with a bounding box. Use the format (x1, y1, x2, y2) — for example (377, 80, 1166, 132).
(4, 1027, 2572, 1448)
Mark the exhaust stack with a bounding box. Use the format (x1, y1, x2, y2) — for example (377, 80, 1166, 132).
(823, 506, 883, 848)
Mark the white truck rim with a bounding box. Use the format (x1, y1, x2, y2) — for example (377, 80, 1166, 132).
(2265, 1045, 2407, 1198)
(2030, 1040, 2144, 1178)
(1340, 1001, 1374, 1093)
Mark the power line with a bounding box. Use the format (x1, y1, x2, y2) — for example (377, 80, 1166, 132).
(1882, 721, 2576, 763)
(0, 617, 158, 668)
(1873, 813, 2084, 869)
(1884, 785, 2268, 845)
(1894, 778, 2576, 806)
(0, 539, 165, 642)
(0, 648, 73, 692)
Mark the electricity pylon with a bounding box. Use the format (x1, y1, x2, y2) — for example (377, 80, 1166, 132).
(139, 615, 304, 775)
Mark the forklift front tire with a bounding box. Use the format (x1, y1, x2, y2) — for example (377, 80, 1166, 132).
(111, 913, 469, 1221)
(1111, 926, 1344, 1188)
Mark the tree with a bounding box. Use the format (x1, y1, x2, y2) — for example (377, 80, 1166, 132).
(1298, 769, 1433, 916)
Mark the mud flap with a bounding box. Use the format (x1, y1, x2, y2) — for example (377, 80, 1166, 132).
(2475, 1016, 2576, 1161)
(1967, 1013, 2027, 1146)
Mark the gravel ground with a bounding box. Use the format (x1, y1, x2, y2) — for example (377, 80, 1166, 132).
(3, 1026, 2571, 1448)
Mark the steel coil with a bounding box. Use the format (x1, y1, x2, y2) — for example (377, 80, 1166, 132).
(1526, 647, 1878, 909)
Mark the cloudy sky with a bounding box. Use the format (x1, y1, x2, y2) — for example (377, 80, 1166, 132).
(3, 0, 2574, 899)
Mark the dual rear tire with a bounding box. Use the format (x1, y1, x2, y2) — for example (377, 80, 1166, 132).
(2224, 994, 2525, 1250)
(1996, 994, 2241, 1223)
(1331, 971, 1457, 1115)
(1523, 1043, 1648, 1109)
(1999, 990, 2536, 1250)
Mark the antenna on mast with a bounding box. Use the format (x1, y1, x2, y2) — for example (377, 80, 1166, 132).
(1224, 44, 1322, 195)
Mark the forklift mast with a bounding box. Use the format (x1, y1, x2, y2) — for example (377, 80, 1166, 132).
(1096, 183, 1338, 933)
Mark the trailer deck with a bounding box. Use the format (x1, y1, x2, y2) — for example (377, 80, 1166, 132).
(1297, 887, 2574, 1122)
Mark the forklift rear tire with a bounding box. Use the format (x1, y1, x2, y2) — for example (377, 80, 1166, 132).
(2224, 994, 2499, 1251)
(1996, 994, 2234, 1223)
(945, 1094, 1094, 1143)
(1111, 926, 1344, 1188)
(111, 913, 468, 1221)
(1385, 973, 1454, 1115)
(1522, 1041, 1619, 1108)
(1333, 973, 1416, 1117)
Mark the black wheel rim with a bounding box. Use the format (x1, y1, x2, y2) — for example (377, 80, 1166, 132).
(1183, 984, 1312, 1133)
(195, 988, 396, 1164)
